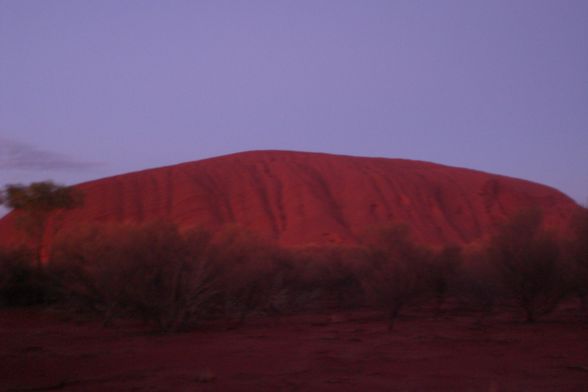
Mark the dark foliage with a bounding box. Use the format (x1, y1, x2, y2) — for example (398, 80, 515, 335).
(453, 247, 502, 325)
(49, 221, 220, 332)
(208, 226, 288, 326)
(0, 247, 53, 306)
(359, 224, 433, 329)
(1, 204, 583, 332)
(287, 245, 365, 310)
(428, 245, 462, 315)
(1, 181, 83, 265)
(488, 208, 570, 322)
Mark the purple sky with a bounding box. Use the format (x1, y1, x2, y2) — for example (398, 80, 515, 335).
(1, 0, 587, 216)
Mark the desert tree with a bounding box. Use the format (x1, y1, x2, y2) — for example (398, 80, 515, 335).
(121, 222, 220, 332)
(488, 208, 569, 323)
(1, 181, 83, 267)
(290, 245, 365, 310)
(428, 245, 463, 316)
(360, 224, 432, 330)
(50, 221, 220, 332)
(208, 225, 286, 327)
(49, 224, 130, 318)
(252, 249, 319, 313)
(454, 245, 502, 326)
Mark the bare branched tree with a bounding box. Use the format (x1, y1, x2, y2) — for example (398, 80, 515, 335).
(360, 224, 432, 330)
(208, 225, 284, 327)
(488, 208, 569, 323)
(50, 221, 220, 332)
(454, 247, 502, 327)
(428, 245, 462, 316)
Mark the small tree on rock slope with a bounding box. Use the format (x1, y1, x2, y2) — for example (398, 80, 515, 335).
(0, 181, 83, 267)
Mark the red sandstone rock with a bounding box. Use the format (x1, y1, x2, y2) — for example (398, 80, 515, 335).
(0, 150, 578, 249)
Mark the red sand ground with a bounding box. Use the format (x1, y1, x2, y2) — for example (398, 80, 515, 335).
(2, 307, 587, 391)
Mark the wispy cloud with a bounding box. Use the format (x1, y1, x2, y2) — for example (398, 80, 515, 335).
(0, 136, 99, 171)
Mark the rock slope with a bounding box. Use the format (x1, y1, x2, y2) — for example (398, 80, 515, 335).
(0, 150, 578, 248)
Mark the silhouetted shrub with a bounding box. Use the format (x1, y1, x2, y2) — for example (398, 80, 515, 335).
(49, 224, 135, 318)
(0, 247, 50, 306)
(288, 245, 365, 310)
(208, 225, 287, 326)
(488, 209, 570, 323)
(453, 246, 502, 325)
(50, 221, 220, 332)
(427, 245, 463, 315)
(359, 224, 433, 329)
(259, 251, 323, 313)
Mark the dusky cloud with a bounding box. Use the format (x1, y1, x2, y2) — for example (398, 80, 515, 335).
(0, 136, 99, 171)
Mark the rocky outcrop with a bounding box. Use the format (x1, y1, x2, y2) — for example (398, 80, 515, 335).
(0, 150, 578, 248)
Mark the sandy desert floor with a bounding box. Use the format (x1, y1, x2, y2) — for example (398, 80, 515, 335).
(1, 307, 588, 391)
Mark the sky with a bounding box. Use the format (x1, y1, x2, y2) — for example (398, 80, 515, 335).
(1, 0, 587, 216)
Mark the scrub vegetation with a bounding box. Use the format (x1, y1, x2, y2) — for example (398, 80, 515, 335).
(1, 183, 587, 333)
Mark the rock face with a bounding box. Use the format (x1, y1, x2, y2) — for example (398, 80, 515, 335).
(0, 150, 578, 248)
